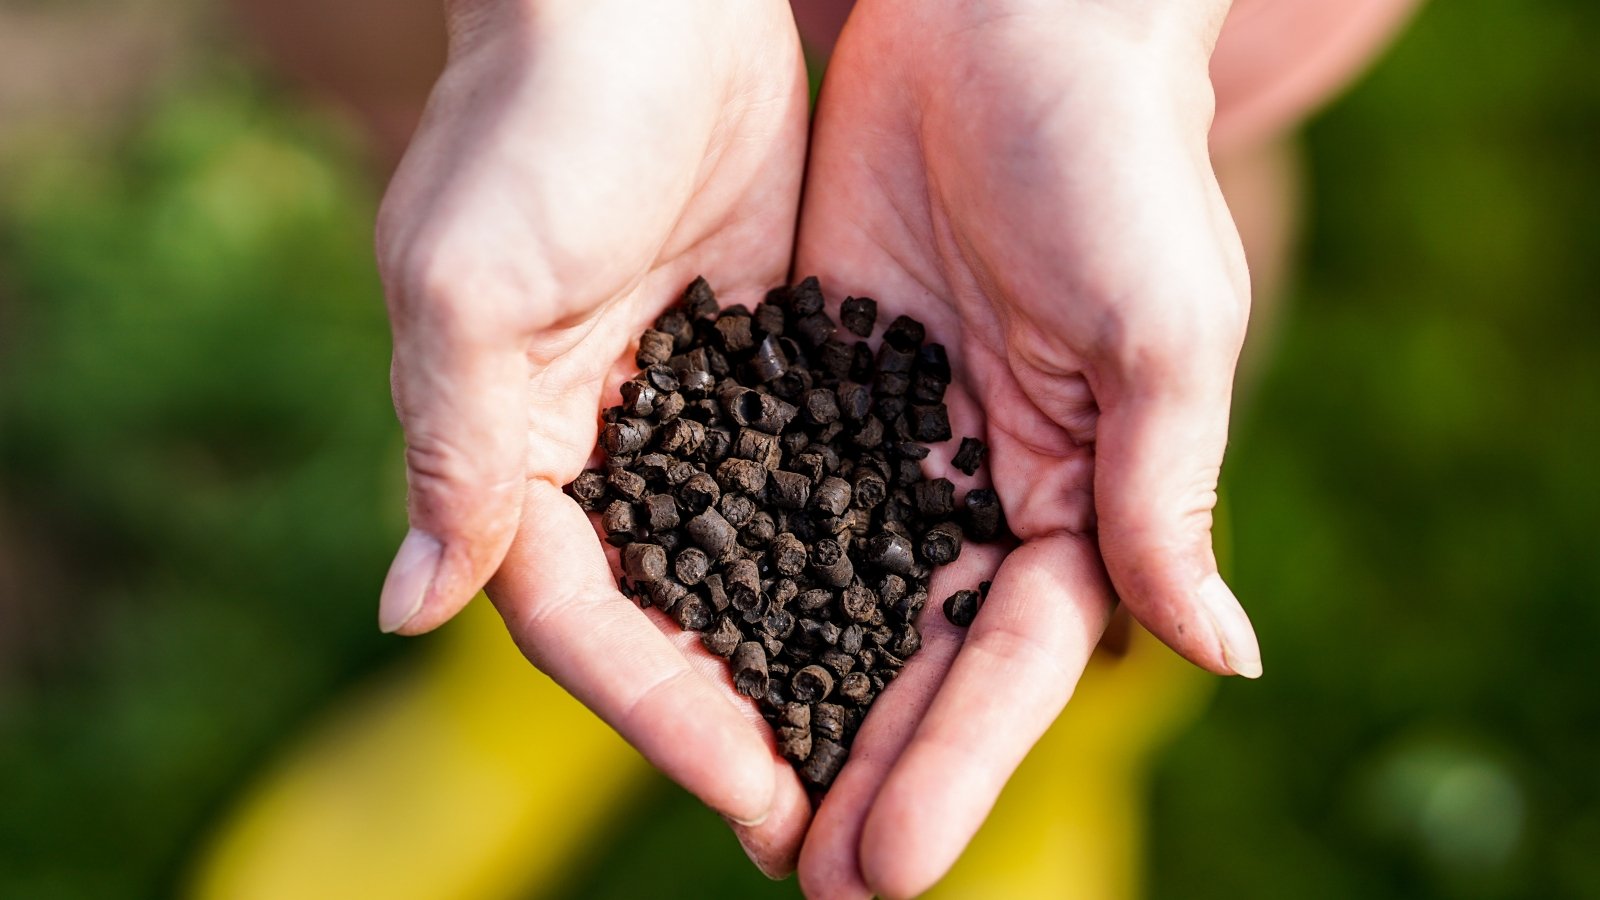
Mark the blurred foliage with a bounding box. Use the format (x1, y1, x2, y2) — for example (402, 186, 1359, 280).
(1148, 2, 1600, 899)
(1, 0, 1598, 897)
(0, 72, 402, 896)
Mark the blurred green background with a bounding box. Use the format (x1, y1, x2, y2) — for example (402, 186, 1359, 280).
(1, 1, 1596, 897)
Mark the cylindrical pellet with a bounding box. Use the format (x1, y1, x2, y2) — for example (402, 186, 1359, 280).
(731, 642, 768, 698)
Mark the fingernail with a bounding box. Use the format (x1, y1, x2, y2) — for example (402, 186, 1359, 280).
(1198, 573, 1262, 678)
(729, 806, 770, 829)
(379, 529, 442, 633)
(725, 818, 781, 880)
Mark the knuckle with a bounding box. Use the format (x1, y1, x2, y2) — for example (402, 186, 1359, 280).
(379, 218, 557, 347)
(404, 429, 520, 524)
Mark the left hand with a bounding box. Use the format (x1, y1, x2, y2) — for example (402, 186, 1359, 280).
(790, 1, 1259, 895)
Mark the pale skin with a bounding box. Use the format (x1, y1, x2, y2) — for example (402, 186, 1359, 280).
(377, 0, 1289, 894)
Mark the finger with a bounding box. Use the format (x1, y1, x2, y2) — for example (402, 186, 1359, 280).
(797, 540, 1005, 900)
(377, 283, 529, 635)
(488, 480, 777, 827)
(1092, 332, 1261, 677)
(632, 598, 813, 878)
(858, 533, 1114, 899)
(727, 781, 812, 879)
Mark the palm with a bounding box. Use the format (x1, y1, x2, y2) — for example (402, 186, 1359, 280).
(793, 5, 1250, 896)
(377, 0, 815, 871)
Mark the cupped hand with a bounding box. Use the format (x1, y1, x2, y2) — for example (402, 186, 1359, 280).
(372, 0, 812, 873)
(792, 1, 1260, 895)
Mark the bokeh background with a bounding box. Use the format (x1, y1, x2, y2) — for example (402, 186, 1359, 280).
(2, 1, 1597, 897)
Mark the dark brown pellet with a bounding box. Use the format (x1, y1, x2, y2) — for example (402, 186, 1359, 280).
(754, 303, 786, 337)
(666, 460, 699, 486)
(803, 388, 841, 425)
(943, 589, 982, 627)
(680, 368, 716, 397)
(817, 340, 854, 380)
(809, 538, 855, 588)
(717, 493, 756, 528)
(605, 469, 645, 501)
(848, 468, 887, 510)
(839, 672, 873, 704)
(683, 276, 719, 319)
(963, 488, 1004, 541)
(890, 625, 922, 658)
(819, 650, 856, 678)
(636, 330, 676, 367)
(951, 436, 987, 476)
(883, 315, 925, 352)
(603, 418, 652, 455)
(779, 726, 813, 763)
(876, 343, 915, 376)
(769, 578, 799, 609)
(727, 558, 763, 614)
(678, 472, 719, 513)
(771, 532, 808, 576)
(748, 333, 787, 381)
(620, 379, 658, 417)
(752, 393, 799, 434)
(675, 596, 714, 631)
(704, 574, 729, 611)
(647, 577, 688, 613)
(601, 500, 637, 543)
(686, 507, 736, 559)
(732, 429, 781, 471)
(840, 296, 877, 337)
(674, 547, 711, 585)
(792, 664, 835, 703)
(796, 589, 834, 614)
(801, 739, 848, 789)
(731, 642, 768, 697)
(714, 314, 754, 353)
(795, 311, 837, 348)
(811, 476, 853, 517)
(851, 415, 885, 449)
(919, 520, 964, 566)
(642, 494, 680, 532)
(739, 511, 776, 549)
(910, 404, 952, 443)
(654, 391, 686, 422)
(836, 382, 872, 422)
(656, 418, 705, 455)
(645, 365, 680, 393)
(768, 470, 812, 509)
(715, 458, 767, 495)
(913, 478, 956, 519)
(840, 584, 878, 623)
(866, 531, 917, 577)
(622, 543, 668, 582)
(702, 616, 742, 656)
(568, 470, 608, 510)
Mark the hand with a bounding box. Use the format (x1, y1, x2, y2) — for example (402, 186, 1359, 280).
(372, 0, 812, 873)
(791, 1, 1259, 895)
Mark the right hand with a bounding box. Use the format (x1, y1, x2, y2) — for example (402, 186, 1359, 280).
(372, 0, 812, 874)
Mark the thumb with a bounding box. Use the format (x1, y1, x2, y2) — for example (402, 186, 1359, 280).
(379, 301, 529, 635)
(1092, 347, 1261, 678)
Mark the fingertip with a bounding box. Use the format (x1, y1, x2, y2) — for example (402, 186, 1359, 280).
(1198, 573, 1262, 678)
(727, 768, 810, 881)
(378, 528, 441, 633)
(858, 770, 974, 900)
(859, 814, 940, 900)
